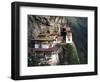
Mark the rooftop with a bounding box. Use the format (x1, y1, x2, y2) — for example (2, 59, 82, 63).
(31, 38, 55, 41)
(32, 47, 58, 52)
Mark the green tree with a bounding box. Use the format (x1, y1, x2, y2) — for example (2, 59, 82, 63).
(66, 44, 80, 64)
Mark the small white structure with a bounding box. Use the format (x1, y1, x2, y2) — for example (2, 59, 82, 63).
(66, 35, 72, 43)
(35, 44, 39, 48)
(41, 44, 50, 48)
(65, 26, 73, 44)
(35, 42, 53, 49)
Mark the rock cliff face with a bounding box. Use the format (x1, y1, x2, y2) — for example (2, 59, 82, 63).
(55, 43, 80, 65)
(28, 15, 87, 66)
(66, 17, 87, 64)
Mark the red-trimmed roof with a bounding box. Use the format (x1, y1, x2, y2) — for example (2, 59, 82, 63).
(49, 33, 58, 36)
(31, 38, 55, 41)
(32, 47, 58, 52)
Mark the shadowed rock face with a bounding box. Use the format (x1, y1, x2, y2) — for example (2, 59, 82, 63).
(55, 43, 80, 65)
(66, 17, 87, 64)
(28, 15, 87, 66)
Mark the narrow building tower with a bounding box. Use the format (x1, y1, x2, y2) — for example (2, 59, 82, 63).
(66, 26, 72, 43)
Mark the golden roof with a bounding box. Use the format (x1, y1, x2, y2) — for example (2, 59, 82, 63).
(33, 47, 58, 52)
(38, 34, 46, 37)
(31, 36, 55, 41)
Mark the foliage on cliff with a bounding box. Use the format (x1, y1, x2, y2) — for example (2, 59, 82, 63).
(66, 44, 80, 64)
(66, 17, 87, 64)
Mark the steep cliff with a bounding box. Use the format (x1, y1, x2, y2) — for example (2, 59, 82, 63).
(28, 15, 87, 65)
(66, 17, 87, 64)
(55, 43, 80, 65)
